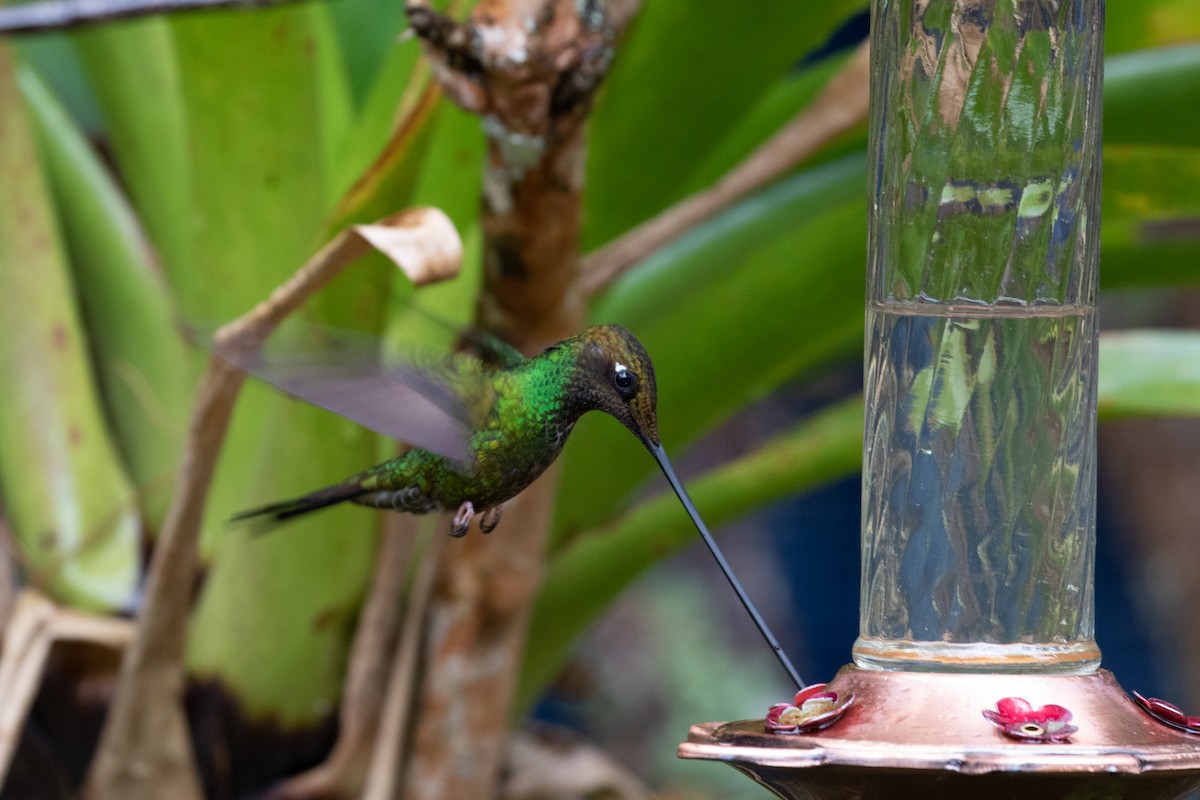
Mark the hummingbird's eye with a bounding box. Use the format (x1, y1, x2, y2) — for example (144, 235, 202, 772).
(613, 363, 638, 400)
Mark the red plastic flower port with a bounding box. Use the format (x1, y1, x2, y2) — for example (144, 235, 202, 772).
(765, 683, 855, 734)
(1133, 691, 1200, 734)
(982, 697, 1077, 742)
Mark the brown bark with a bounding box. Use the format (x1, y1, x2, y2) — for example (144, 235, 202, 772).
(408, 0, 638, 353)
(402, 2, 638, 797)
(403, 477, 561, 800)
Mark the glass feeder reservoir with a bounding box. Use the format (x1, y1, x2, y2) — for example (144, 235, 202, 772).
(680, 2, 1200, 797)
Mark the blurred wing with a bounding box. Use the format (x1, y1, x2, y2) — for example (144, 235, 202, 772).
(401, 305, 526, 368)
(455, 324, 526, 369)
(217, 342, 489, 467)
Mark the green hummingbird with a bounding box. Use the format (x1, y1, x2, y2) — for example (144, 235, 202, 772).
(231, 324, 661, 537)
(227, 321, 806, 689)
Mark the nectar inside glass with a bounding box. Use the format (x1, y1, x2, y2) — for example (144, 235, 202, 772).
(853, 0, 1104, 674)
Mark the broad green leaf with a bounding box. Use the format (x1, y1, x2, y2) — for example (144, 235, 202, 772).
(327, 2, 483, 217)
(1100, 47, 1200, 287)
(326, 77, 441, 235)
(329, 35, 433, 207)
(1107, 2, 1200, 55)
(12, 32, 102, 132)
(557, 156, 868, 544)
(409, 100, 485, 232)
(584, 0, 867, 248)
(312, 7, 354, 204)
(326, 0, 469, 111)
(1105, 44, 1200, 148)
(168, 7, 344, 319)
(189, 404, 381, 725)
(0, 45, 139, 612)
(325, 0, 411, 108)
(1101, 144, 1200, 288)
(20, 68, 194, 531)
(1098, 330, 1200, 418)
(73, 19, 194, 280)
(162, 6, 384, 723)
(522, 397, 864, 713)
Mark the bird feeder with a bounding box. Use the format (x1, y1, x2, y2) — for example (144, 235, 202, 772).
(679, 1, 1200, 796)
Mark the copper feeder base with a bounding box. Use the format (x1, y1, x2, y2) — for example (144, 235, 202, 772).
(679, 666, 1200, 800)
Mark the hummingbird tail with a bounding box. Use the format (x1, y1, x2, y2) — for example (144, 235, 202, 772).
(231, 483, 368, 531)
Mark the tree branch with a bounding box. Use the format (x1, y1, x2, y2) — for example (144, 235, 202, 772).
(362, 529, 443, 800)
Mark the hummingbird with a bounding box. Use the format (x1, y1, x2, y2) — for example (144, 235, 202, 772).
(231, 324, 661, 537)
(227, 321, 806, 690)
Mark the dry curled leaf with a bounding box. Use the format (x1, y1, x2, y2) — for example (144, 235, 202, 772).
(352, 207, 463, 287)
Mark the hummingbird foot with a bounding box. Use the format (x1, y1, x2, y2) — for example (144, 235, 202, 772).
(450, 501, 475, 537)
(479, 505, 502, 534)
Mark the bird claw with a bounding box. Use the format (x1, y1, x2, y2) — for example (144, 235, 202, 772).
(479, 505, 502, 533)
(450, 501, 474, 537)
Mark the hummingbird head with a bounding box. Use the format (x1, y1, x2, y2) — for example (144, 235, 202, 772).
(574, 324, 661, 449)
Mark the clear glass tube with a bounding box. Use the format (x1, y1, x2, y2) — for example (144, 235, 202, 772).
(854, 0, 1104, 673)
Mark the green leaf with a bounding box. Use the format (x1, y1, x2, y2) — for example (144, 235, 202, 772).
(388, 99, 487, 338)
(325, 0, 468, 111)
(410, 101, 486, 233)
(584, 0, 867, 248)
(156, 6, 384, 724)
(73, 19, 194, 280)
(311, 7, 354, 203)
(1106, 2, 1200, 55)
(1100, 47, 1200, 288)
(1098, 330, 1200, 418)
(521, 397, 864, 714)
(325, 0, 410, 108)
(326, 82, 442, 235)
(1105, 44, 1200, 148)
(12, 32, 102, 133)
(168, 7, 344, 319)
(1101, 144, 1200, 288)
(20, 67, 195, 532)
(328, 35, 432, 207)
(0, 45, 139, 612)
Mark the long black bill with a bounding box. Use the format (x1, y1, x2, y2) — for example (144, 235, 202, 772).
(648, 443, 806, 691)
